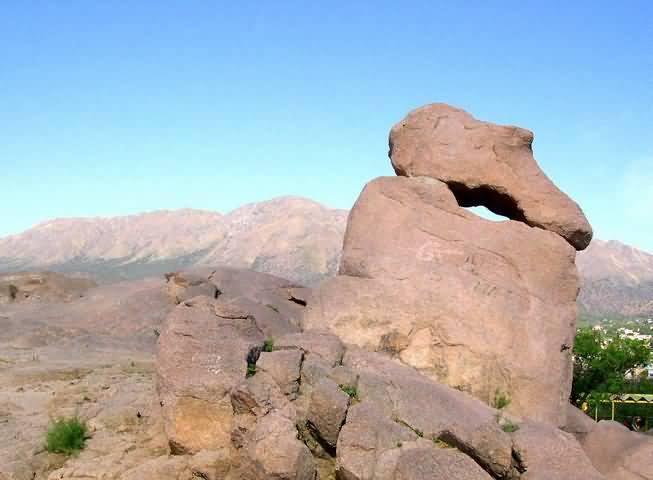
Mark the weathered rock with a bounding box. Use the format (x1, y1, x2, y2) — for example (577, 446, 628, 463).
(562, 403, 596, 442)
(207, 267, 308, 333)
(230, 371, 295, 419)
(236, 412, 317, 480)
(619, 442, 653, 480)
(190, 449, 232, 480)
(275, 331, 345, 367)
(582, 421, 653, 479)
(157, 268, 305, 454)
(299, 354, 333, 389)
(167, 267, 306, 337)
(165, 271, 218, 304)
(336, 400, 494, 480)
(512, 422, 605, 480)
(303, 176, 579, 425)
(336, 401, 419, 480)
(307, 377, 350, 449)
(391, 446, 494, 480)
(157, 297, 262, 454)
(328, 365, 358, 389)
(0, 271, 96, 303)
(342, 349, 514, 478)
(389, 103, 592, 250)
(122, 455, 192, 480)
(256, 350, 303, 397)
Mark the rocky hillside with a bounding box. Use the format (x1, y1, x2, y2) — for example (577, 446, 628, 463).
(577, 240, 653, 318)
(1, 199, 651, 317)
(0, 197, 347, 286)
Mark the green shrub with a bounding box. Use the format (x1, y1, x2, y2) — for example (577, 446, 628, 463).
(46, 417, 88, 455)
(493, 389, 511, 410)
(501, 421, 519, 433)
(339, 384, 358, 400)
(246, 363, 257, 377)
(263, 339, 274, 352)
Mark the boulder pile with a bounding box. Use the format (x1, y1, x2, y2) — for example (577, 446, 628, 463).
(154, 105, 652, 479)
(157, 268, 608, 479)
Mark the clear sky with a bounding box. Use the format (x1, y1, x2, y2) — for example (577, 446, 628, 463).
(1, 2, 651, 251)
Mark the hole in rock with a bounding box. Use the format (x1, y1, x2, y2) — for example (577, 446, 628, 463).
(467, 206, 509, 222)
(446, 182, 527, 223)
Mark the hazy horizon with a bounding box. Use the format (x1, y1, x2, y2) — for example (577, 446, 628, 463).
(1, 2, 651, 250)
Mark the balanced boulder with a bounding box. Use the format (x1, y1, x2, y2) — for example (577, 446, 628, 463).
(304, 104, 589, 425)
(389, 103, 592, 250)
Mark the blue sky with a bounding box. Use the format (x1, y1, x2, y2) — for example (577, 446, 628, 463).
(1, 2, 652, 251)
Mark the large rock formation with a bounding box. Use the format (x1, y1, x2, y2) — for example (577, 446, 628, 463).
(304, 104, 591, 425)
(149, 105, 629, 480)
(389, 103, 592, 250)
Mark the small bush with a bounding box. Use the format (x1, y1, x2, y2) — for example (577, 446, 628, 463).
(46, 417, 88, 455)
(246, 363, 257, 377)
(339, 384, 358, 400)
(501, 421, 519, 433)
(493, 389, 511, 410)
(263, 339, 274, 352)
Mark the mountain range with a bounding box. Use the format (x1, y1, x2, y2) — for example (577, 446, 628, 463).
(0, 197, 347, 286)
(1, 197, 651, 319)
(577, 239, 653, 319)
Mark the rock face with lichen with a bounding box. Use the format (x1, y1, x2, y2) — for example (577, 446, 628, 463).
(303, 104, 592, 426)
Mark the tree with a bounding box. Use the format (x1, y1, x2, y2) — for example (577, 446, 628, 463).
(571, 327, 651, 404)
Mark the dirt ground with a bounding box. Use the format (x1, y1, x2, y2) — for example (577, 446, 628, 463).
(0, 278, 175, 480)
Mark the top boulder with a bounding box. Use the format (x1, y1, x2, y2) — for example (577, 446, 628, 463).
(389, 103, 593, 250)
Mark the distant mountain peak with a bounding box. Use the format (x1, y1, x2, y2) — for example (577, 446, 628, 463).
(0, 197, 347, 286)
(578, 239, 653, 317)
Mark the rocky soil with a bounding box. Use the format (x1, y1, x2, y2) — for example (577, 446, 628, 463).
(0, 276, 173, 480)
